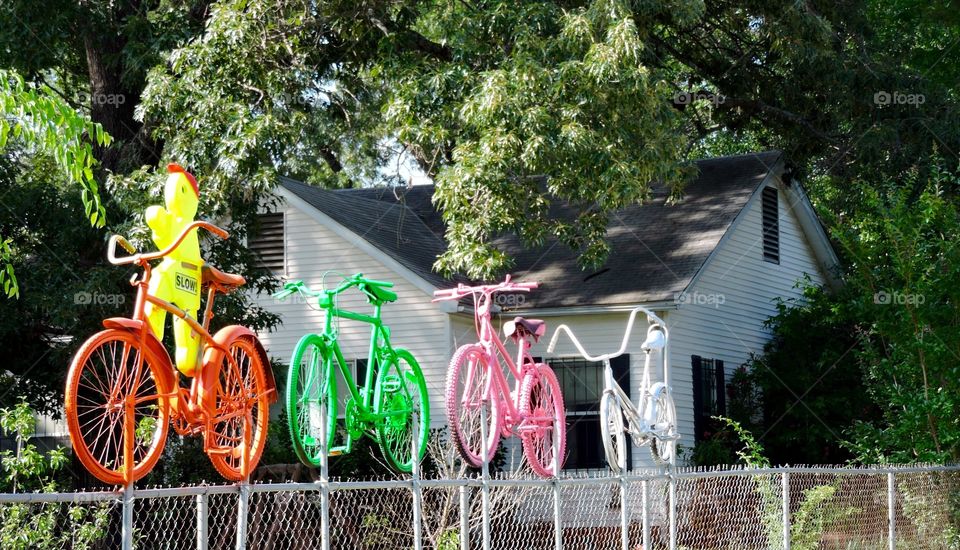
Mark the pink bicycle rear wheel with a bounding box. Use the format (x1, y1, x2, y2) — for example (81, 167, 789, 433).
(519, 363, 566, 477)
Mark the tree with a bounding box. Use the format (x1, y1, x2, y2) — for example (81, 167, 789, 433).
(140, 0, 959, 278)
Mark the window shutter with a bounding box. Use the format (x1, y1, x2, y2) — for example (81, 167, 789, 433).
(715, 360, 726, 416)
(762, 187, 780, 264)
(610, 354, 632, 469)
(249, 212, 285, 273)
(356, 358, 369, 385)
(610, 354, 630, 398)
(692, 355, 704, 442)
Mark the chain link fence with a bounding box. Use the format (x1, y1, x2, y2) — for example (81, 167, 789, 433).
(1, 465, 959, 549)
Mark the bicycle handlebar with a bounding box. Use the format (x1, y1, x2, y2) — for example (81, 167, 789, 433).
(547, 305, 668, 361)
(432, 275, 538, 302)
(107, 221, 229, 266)
(273, 274, 393, 302)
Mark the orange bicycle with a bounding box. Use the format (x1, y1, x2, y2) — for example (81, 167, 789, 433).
(64, 221, 277, 485)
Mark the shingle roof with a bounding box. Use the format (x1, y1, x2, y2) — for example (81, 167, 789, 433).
(280, 151, 784, 308)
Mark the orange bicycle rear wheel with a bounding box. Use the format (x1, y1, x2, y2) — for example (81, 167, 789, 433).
(65, 329, 170, 485)
(206, 335, 270, 481)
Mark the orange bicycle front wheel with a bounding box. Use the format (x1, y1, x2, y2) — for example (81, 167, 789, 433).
(206, 335, 270, 481)
(65, 329, 170, 485)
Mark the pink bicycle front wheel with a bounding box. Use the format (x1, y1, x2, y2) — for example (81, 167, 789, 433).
(445, 344, 501, 468)
(520, 363, 566, 477)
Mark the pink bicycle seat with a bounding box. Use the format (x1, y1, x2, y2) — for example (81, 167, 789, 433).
(503, 317, 546, 342)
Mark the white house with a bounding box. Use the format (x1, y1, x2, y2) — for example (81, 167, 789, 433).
(250, 151, 840, 470)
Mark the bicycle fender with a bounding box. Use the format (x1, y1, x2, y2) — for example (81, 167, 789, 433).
(101, 318, 177, 397)
(201, 325, 278, 404)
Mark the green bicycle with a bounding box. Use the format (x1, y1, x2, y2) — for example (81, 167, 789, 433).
(273, 273, 429, 473)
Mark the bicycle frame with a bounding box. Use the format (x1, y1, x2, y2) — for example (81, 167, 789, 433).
(321, 300, 397, 451)
(458, 286, 540, 433)
(105, 223, 263, 446)
(548, 306, 671, 437)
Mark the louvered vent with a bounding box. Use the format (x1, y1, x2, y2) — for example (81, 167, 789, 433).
(249, 212, 285, 273)
(761, 186, 780, 264)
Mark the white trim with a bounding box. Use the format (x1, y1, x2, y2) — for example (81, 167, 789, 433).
(782, 183, 842, 290)
(679, 155, 784, 300)
(277, 187, 438, 296)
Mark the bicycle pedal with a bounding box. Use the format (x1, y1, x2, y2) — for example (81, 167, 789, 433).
(328, 447, 347, 457)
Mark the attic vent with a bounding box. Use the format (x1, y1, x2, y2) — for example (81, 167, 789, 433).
(761, 187, 779, 264)
(249, 212, 285, 273)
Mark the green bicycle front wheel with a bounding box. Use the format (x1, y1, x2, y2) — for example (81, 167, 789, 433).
(287, 333, 337, 467)
(374, 349, 430, 473)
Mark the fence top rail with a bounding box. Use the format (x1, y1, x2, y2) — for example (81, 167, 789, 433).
(2, 463, 958, 503)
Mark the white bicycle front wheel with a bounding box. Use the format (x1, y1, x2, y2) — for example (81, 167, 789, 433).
(649, 383, 677, 465)
(600, 392, 628, 473)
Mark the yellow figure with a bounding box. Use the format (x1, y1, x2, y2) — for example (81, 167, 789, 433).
(145, 164, 204, 376)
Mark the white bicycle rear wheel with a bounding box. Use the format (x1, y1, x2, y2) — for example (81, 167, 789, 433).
(649, 383, 677, 465)
(600, 392, 628, 473)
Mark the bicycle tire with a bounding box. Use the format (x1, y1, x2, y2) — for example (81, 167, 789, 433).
(649, 382, 677, 465)
(286, 334, 337, 467)
(445, 343, 501, 468)
(206, 335, 270, 481)
(519, 363, 566, 477)
(374, 349, 430, 473)
(65, 329, 170, 485)
(600, 391, 628, 473)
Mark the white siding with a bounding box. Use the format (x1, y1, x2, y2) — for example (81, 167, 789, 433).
(668, 177, 826, 459)
(258, 175, 830, 471)
(252, 201, 451, 427)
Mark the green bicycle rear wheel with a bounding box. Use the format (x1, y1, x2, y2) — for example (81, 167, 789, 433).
(287, 333, 337, 467)
(374, 349, 430, 473)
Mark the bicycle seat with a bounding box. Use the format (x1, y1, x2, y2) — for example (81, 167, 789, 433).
(202, 265, 246, 291)
(359, 283, 397, 304)
(503, 317, 546, 342)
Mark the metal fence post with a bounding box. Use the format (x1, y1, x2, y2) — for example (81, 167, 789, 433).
(412, 407, 423, 550)
(668, 472, 677, 550)
(480, 403, 491, 550)
(619, 472, 629, 550)
(236, 482, 249, 550)
(887, 472, 896, 550)
(641, 478, 651, 550)
(320, 390, 331, 550)
(552, 430, 562, 550)
(782, 472, 791, 550)
(459, 483, 470, 550)
(122, 482, 134, 550)
(196, 492, 208, 550)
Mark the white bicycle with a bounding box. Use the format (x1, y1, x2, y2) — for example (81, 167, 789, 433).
(547, 306, 679, 471)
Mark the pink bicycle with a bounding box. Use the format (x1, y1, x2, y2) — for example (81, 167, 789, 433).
(434, 276, 566, 477)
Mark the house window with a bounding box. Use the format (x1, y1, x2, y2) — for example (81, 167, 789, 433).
(761, 186, 780, 264)
(551, 355, 630, 469)
(335, 358, 371, 418)
(691, 355, 726, 442)
(249, 212, 285, 273)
